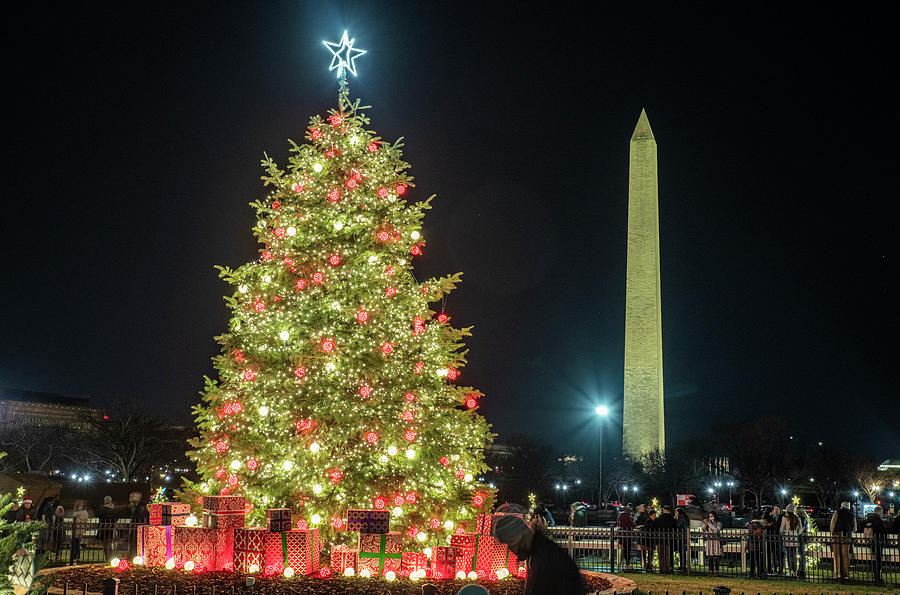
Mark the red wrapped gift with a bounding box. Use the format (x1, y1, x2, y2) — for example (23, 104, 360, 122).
(234, 527, 267, 573)
(137, 525, 173, 566)
(213, 527, 235, 571)
(149, 502, 191, 526)
(357, 532, 402, 576)
(430, 545, 457, 579)
(346, 509, 390, 533)
(266, 508, 292, 533)
(331, 544, 357, 574)
(452, 533, 497, 573)
(174, 526, 217, 570)
(202, 495, 245, 530)
(492, 542, 521, 573)
(401, 551, 427, 573)
(474, 513, 493, 535)
(264, 529, 320, 575)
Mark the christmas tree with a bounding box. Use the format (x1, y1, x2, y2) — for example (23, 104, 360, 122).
(186, 82, 494, 549)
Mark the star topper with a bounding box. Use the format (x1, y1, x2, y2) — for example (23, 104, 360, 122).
(322, 30, 366, 79)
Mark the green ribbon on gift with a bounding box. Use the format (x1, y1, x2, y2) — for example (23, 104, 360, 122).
(281, 532, 289, 567)
(358, 533, 401, 575)
(462, 534, 483, 572)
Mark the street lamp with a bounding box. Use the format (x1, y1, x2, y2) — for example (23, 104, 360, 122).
(595, 405, 609, 507)
(727, 481, 735, 507)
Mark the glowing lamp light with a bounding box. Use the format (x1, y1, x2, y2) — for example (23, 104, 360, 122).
(392, 506, 404, 517)
(359, 569, 372, 578)
(379, 454, 389, 463)
(349, 135, 359, 145)
(456, 571, 466, 579)
(230, 460, 241, 470)
(310, 514, 322, 525)
(286, 226, 297, 236)
(165, 558, 176, 570)
(238, 285, 248, 294)
(410, 230, 421, 241)
(185, 514, 198, 527)
(343, 567, 355, 577)
(309, 442, 320, 453)
(467, 571, 478, 580)
(387, 445, 398, 456)
(313, 162, 324, 172)
(405, 448, 416, 459)
(444, 520, 454, 531)
(417, 531, 427, 542)
(333, 220, 344, 231)
(283, 567, 295, 578)
(385, 570, 396, 581)
(464, 473, 474, 482)
(249, 563, 260, 573)
(259, 405, 270, 416)
(110, 558, 120, 568)
(184, 561, 195, 571)
(313, 483, 323, 494)
(325, 362, 336, 372)
(282, 461, 293, 471)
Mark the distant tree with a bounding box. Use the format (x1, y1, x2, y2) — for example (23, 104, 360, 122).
(802, 446, 854, 508)
(855, 460, 889, 503)
(640, 444, 706, 506)
(0, 426, 61, 473)
(716, 416, 793, 508)
(601, 456, 638, 504)
(69, 406, 167, 482)
(489, 433, 560, 505)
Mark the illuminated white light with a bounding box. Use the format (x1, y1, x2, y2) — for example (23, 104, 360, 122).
(467, 571, 477, 580)
(379, 455, 388, 464)
(596, 405, 609, 416)
(238, 285, 248, 293)
(310, 514, 322, 525)
(392, 506, 403, 517)
(165, 558, 175, 570)
(367, 255, 378, 264)
(258, 220, 267, 228)
(444, 520, 454, 531)
(385, 570, 396, 581)
(279, 330, 289, 341)
(423, 547, 433, 558)
(437, 368, 448, 377)
(322, 30, 367, 79)
(110, 557, 120, 568)
(185, 514, 198, 527)
(331, 301, 341, 310)
(497, 568, 510, 579)
(230, 460, 241, 470)
(387, 445, 398, 456)
(350, 135, 360, 144)
(405, 448, 416, 459)
(312, 483, 323, 494)
(132, 556, 143, 565)
(410, 230, 421, 240)
(283, 567, 294, 578)
(184, 561, 195, 571)
(286, 226, 296, 236)
(263, 275, 272, 283)
(282, 460, 293, 471)
(343, 567, 355, 577)
(324, 362, 336, 373)
(309, 442, 320, 453)
(313, 162, 323, 173)
(456, 571, 466, 579)
(333, 221, 344, 231)
(464, 473, 473, 482)
(259, 406, 269, 416)
(450, 454, 459, 461)
(249, 563, 259, 573)
(359, 568, 371, 578)
(416, 531, 427, 541)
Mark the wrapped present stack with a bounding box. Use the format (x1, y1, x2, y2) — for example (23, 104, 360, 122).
(430, 545, 457, 579)
(149, 502, 191, 526)
(331, 544, 357, 575)
(201, 495, 246, 571)
(449, 511, 528, 575)
(137, 524, 173, 566)
(345, 508, 399, 576)
(174, 525, 217, 570)
(263, 508, 320, 575)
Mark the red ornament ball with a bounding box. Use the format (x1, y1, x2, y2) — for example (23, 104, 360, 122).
(117, 559, 129, 572)
(436, 313, 448, 323)
(405, 491, 417, 503)
(455, 527, 466, 535)
(384, 265, 395, 275)
(292, 182, 303, 193)
(404, 429, 417, 442)
(373, 497, 387, 510)
(401, 410, 414, 422)
(430, 518, 441, 529)
(439, 456, 449, 467)
(331, 517, 344, 529)
(328, 468, 343, 484)
(324, 149, 336, 158)
(296, 418, 314, 432)
(246, 459, 258, 470)
(272, 200, 282, 209)
(345, 178, 358, 189)
(233, 349, 245, 362)
(295, 279, 307, 290)
(414, 361, 425, 374)
(356, 310, 369, 324)
(446, 367, 459, 381)
(296, 519, 309, 530)
(328, 254, 341, 266)
(396, 183, 407, 195)
(394, 495, 405, 507)
(261, 251, 273, 261)
(318, 567, 333, 578)
(406, 526, 418, 539)
(385, 287, 397, 297)
(329, 114, 343, 126)
(381, 342, 393, 354)
(253, 300, 265, 312)
(215, 467, 226, 479)
(376, 186, 389, 198)
(465, 397, 478, 409)
(405, 392, 417, 402)
(473, 493, 485, 507)
(227, 474, 239, 486)
(365, 431, 379, 444)
(377, 230, 390, 242)
(410, 244, 422, 256)
(274, 227, 286, 238)
(312, 272, 325, 284)
(294, 366, 306, 379)
(455, 469, 465, 479)
(367, 142, 379, 152)
(321, 338, 336, 352)
(310, 128, 322, 139)
(359, 385, 372, 398)
(242, 369, 257, 382)
(327, 188, 341, 202)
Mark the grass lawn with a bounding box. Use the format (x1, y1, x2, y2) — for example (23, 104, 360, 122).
(627, 573, 899, 595)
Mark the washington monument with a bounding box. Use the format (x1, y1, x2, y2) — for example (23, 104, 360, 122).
(622, 108, 665, 461)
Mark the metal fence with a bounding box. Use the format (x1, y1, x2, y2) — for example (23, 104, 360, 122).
(546, 526, 899, 586)
(39, 521, 141, 566)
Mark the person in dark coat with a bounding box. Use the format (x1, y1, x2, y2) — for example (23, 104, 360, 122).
(829, 501, 856, 579)
(494, 514, 584, 595)
(98, 496, 117, 560)
(747, 517, 766, 578)
(863, 505, 886, 583)
(634, 505, 651, 570)
(654, 506, 677, 574)
(674, 507, 690, 572)
(16, 497, 36, 522)
(617, 504, 635, 569)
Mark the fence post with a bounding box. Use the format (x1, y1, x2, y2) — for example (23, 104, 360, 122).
(103, 578, 119, 595)
(740, 536, 746, 573)
(609, 527, 616, 573)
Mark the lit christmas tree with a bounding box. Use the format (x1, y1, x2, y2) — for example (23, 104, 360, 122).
(186, 38, 494, 549)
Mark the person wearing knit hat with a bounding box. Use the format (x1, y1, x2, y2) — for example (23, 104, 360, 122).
(493, 514, 583, 594)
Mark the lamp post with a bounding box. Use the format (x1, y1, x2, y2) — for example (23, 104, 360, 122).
(595, 405, 609, 507)
(727, 480, 735, 508)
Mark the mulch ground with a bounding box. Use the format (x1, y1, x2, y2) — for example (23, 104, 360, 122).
(50, 566, 614, 594)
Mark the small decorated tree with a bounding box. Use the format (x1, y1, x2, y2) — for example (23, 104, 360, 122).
(186, 85, 494, 548)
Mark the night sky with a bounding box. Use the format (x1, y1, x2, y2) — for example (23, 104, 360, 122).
(4, 2, 897, 461)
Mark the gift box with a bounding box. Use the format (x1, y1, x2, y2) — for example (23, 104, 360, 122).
(492, 542, 521, 573)
(174, 526, 217, 569)
(431, 545, 457, 579)
(475, 513, 494, 535)
(357, 532, 402, 576)
(137, 525, 173, 567)
(233, 527, 267, 573)
(202, 495, 245, 530)
(266, 508, 292, 533)
(149, 502, 191, 526)
(401, 551, 427, 573)
(331, 544, 357, 574)
(346, 509, 390, 533)
(452, 533, 498, 573)
(214, 527, 235, 571)
(265, 529, 320, 575)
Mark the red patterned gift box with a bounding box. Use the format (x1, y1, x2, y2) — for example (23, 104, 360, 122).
(357, 532, 402, 576)
(346, 509, 391, 533)
(430, 545, 457, 579)
(213, 527, 235, 571)
(264, 529, 320, 575)
(452, 533, 497, 573)
(401, 551, 427, 573)
(265, 508, 292, 533)
(491, 542, 520, 573)
(137, 525, 173, 567)
(474, 513, 494, 535)
(149, 502, 191, 526)
(202, 495, 245, 530)
(331, 544, 357, 574)
(174, 526, 217, 570)
(233, 527, 267, 573)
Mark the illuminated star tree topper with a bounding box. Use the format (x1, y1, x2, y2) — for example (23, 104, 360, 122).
(322, 30, 366, 79)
